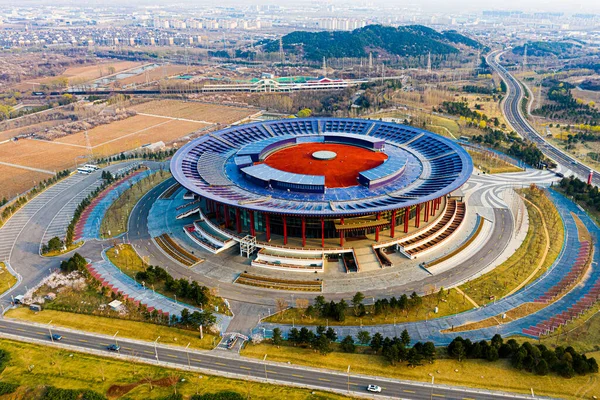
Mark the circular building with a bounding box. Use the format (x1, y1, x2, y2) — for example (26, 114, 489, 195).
(170, 118, 472, 256)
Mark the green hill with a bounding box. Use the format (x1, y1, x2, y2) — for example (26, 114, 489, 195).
(263, 24, 480, 61)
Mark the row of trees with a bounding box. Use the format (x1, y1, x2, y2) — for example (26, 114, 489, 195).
(1, 169, 71, 226)
(558, 175, 600, 211)
(448, 335, 598, 378)
(135, 265, 213, 311)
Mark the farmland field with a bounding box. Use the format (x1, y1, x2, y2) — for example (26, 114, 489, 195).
(0, 164, 54, 200)
(0, 140, 89, 172)
(91, 119, 207, 157)
(129, 99, 256, 124)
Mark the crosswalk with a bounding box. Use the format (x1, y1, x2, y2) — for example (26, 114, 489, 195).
(0, 174, 87, 262)
(40, 179, 104, 247)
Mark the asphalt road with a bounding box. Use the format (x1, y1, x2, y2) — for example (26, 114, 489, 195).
(487, 50, 598, 184)
(0, 318, 538, 400)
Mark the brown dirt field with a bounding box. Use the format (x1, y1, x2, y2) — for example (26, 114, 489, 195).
(54, 115, 167, 147)
(0, 164, 55, 200)
(107, 375, 179, 398)
(92, 119, 207, 157)
(129, 100, 255, 124)
(264, 143, 388, 188)
(117, 65, 193, 86)
(0, 139, 89, 171)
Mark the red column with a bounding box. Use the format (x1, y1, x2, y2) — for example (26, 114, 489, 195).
(283, 216, 287, 245)
(265, 213, 271, 242)
(431, 200, 435, 216)
(375, 212, 381, 242)
(340, 217, 345, 246)
(249, 211, 255, 236)
(301, 217, 306, 247)
(235, 208, 241, 234)
(424, 202, 429, 223)
(224, 205, 230, 228)
(404, 207, 410, 233)
(415, 204, 421, 228)
(390, 210, 396, 238)
(321, 217, 325, 248)
(215, 203, 220, 222)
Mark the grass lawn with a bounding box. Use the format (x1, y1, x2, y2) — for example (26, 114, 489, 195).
(241, 343, 599, 399)
(106, 243, 147, 276)
(101, 169, 171, 238)
(0, 262, 17, 295)
(459, 187, 563, 305)
(0, 339, 346, 400)
(265, 288, 473, 326)
(468, 150, 523, 174)
(6, 307, 218, 351)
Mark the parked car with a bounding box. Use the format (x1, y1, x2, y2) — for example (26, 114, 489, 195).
(367, 384, 382, 393)
(107, 344, 120, 351)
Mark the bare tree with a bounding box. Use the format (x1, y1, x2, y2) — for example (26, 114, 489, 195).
(275, 298, 288, 319)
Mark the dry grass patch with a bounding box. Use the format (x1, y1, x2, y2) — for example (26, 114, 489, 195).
(242, 343, 599, 399)
(0, 139, 89, 171)
(6, 307, 217, 350)
(0, 164, 54, 200)
(0, 339, 345, 400)
(130, 100, 255, 124)
(468, 150, 523, 174)
(54, 115, 167, 147)
(117, 65, 194, 86)
(0, 262, 17, 295)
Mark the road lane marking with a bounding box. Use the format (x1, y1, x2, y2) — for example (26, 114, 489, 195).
(432, 394, 444, 398)
(143, 350, 154, 354)
(403, 390, 416, 393)
(318, 378, 330, 382)
(166, 354, 179, 359)
(240, 366, 251, 370)
(78, 339, 88, 343)
(215, 362, 227, 366)
(191, 358, 202, 363)
(291, 374, 304, 378)
(35, 332, 45, 335)
(463, 398, 476, 400)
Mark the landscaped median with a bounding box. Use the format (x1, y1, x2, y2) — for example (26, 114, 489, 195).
(101, 169, 171, 239)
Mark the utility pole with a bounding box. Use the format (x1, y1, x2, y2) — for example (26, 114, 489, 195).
(279, 36, 285, 77)
(427, 51, 432, 73)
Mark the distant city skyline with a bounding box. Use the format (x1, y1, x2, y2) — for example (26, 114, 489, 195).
(0, 0, 599, 14)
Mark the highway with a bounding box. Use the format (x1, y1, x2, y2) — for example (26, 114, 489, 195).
(0, 318, 538, 400)
(486, 50, 599, 185)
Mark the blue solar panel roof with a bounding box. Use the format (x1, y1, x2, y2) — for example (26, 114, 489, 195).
(170, 118, 474, 217)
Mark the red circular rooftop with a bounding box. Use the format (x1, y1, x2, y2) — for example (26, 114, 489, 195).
(263, 143, 388, 188)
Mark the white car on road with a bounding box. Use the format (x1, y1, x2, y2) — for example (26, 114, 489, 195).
(367, 384, 382, 393)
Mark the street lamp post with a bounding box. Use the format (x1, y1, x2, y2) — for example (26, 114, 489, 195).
(347, 365, 350, 393)
(48, 320, 53, 343)
(430, 376, 434, 400)
(113, 331, 119, 352)
(154, 336, 161, 361)
(186, 342, 191, 368)
(263, 354, 268, 379)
